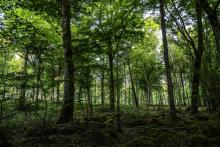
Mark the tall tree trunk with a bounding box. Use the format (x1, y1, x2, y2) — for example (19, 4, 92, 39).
(116, 55, 121, 131)
(87, 83, 93, 116)
(159, 0, 176, 119)
(19, 48, 29, 107)
(180, 73, 186, 106)
(94, 78, 97, 105)
(101, 71, 105, 107)
(123, 64, 127, 109)
(198, 0, 220, 61)
(108, 44, 115, 111)
(127, 56, 139, 108)
(35, 71, 40, 102)
(57, 0, 74, 123)
(191, 0, 204, 114)
(56, 82, 60, 103)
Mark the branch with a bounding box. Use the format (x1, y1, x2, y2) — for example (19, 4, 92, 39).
(165, 4, 197, 55)
(214, 0, 220, 13)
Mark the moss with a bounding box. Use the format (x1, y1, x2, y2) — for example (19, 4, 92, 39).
(190, 134, 209, 147)
(56, 121, 85, 135)
(125, 136, 156, 147)
(125, 119, 148, 127)
(149, 118, 165, 127)
(156, 132, 177, 147)
(86, 128, 111, 145)
(193, 114, 209, 121)
(210, 138, 220, 146)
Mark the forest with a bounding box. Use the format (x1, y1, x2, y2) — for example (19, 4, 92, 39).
(0, 0, 220, 146)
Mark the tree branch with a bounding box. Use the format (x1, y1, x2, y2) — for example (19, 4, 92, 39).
(214, 0, 220, 13)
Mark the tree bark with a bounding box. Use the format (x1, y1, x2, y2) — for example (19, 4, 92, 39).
(191, 0, 204, 114)
(159, 0, 176, 119)
(127, 56, 139, 108)
(101, 71, 105, 107)
(116, 55, 121, 132)
(56, 82, 60, 103)
(19, 48, 29, 107)
(108, 44, 115, 111)
(180, 73, 186, 106)
(57, 0, 74, 123)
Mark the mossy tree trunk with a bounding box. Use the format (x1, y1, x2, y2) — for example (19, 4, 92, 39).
(191, 0, 204, 114)
(57, 0, 75, 123)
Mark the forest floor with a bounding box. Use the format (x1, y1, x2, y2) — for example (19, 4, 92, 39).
(0, 102, 220, 147)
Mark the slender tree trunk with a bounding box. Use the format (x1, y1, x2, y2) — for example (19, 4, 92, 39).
(57, 0, 74, 123)
(101, 71, 105, 107)
(191, 0, 204, 114)
(180, 73, 186, 106)
(35, 69, 40, 102)
(0, 100, 2, 123)
(57, 82, 60, 103)
(108, 44, 115, 111)
(124, 64, 127, 109)
(77, 85, 82, 106)
(127, 56, 139, 108)
(19, 48, 29, 107)
(116, 56, 121, 131)
(87, 84, 93, 116)
(160, 0, 176, 119)
(51, 79, 55, 103)
(94, 78, 97, 105)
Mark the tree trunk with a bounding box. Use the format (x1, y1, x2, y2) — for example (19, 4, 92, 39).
(56, 82, 60, 103)
(124, 64, 127, 110)
(159, 0, 176, 119)
(108, 44, 115, 111)
(116, 55, 121, 131)
(127, 56, 139, 108)
(191, 0, 204, 114)
(101, 71, 105, 107)
(35, 72, 40, 102)
(180, 73, 186, 106)
(19, 48, 29, 107)
(94, 78, 97, 105)
(57, 0, 74, 123)
(87, 84, 93, 116)
(0, 100, 2, 123)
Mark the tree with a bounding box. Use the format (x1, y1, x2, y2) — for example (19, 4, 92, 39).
(191, 0, 204, 114)
(159, 0, 176, 119)
(57, 0, 75, 123)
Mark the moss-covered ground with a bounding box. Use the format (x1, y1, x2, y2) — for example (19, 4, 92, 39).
(0, 102, 220, 147)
